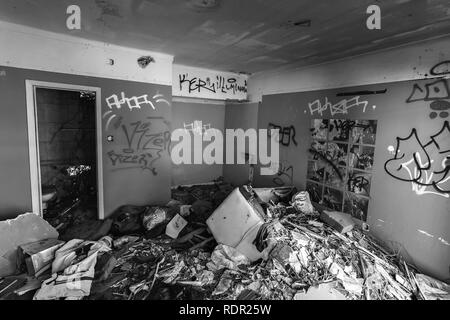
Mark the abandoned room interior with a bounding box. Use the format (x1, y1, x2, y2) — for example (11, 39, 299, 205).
(0, 0, 449, 302)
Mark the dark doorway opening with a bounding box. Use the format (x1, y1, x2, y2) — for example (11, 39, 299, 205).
(36, 88, 98, 230)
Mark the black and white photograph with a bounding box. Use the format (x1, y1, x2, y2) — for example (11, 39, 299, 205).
(0, 0, 449, 312)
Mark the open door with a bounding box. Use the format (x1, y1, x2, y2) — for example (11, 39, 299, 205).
(25, 81, 104, 223)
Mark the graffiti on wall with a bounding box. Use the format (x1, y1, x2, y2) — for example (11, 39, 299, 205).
(178, 74, 247, 96)
(430, 60, 450, 76)
(106, 117, 171, 175)
(384, 121, 450, 198)
(406, 79, 450, 119)
(267, 123, 297, 147)
(307, 118, 378, 222)
(103, 91, 171, 174)
(308, 96, 369, 117)
(103, 92, 170, 131)
(272, 161, 294, 187)
(173, 66, 248, 100)
(184, 120, 212, 136)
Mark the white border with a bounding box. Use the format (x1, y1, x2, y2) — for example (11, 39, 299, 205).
(25, 80, 104, 219)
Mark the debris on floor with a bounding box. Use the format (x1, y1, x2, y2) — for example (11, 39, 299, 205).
(0, 212, 59, 277)
(1, 180, 449, 300)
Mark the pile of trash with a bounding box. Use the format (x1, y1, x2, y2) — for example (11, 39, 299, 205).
(87, 184, 449, 301)
(1, 180, 449, 301)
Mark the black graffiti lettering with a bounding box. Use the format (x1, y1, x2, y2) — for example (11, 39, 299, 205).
(348, 174, 370, 194)
(308, 148, 343, 181)
(108, 117, 170, 174)
(107, 150, 120, 165)
(142, 133, 163, 150)
(430, 60, 450, 76)
(272, 162, 294, 187)
(384, 121, 449, 194)
(178, 73, 246, 95)
(268, 123, 298, 147)
(407, 63, 450, 119)
(179, 73, 188, 92)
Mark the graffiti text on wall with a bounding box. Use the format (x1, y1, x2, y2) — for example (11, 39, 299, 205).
(107, 117, 171, 175)
(272, 161, 294, 187)
(384, 121, 450, 198)
(308, 96, 369, 117)
(178, 73, 247, 95)
(267, 123, 297, 147)
(430, 60, 450, 76)
(103, 92, 170, 131)
(406, 79, 450, 119)
(184, 121, 212, 136)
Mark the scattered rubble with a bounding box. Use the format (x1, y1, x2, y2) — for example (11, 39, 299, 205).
(1, 181, 449, 300)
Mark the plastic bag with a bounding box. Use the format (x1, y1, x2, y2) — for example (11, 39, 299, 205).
(207, 244, 250, 271)
(291, 191, 315, 214)
(110, 205, 148, 235)
(142, 206, 175, 238)
(416, 273, 450, 300)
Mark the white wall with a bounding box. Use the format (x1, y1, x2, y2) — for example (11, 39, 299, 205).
(0, 20, 173, 85)
(248, 35, 450, 102)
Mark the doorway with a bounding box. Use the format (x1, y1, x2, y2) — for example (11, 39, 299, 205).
(26, 81, 104, 223)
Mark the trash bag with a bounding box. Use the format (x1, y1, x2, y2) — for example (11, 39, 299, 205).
(415, 274, 450, 300)
(34, 239, 110, 300)
(291, 191, 315, 215)
(189, 200, 213, 223)
(207, 244, 250, 272)
(110, 205, 148, 235)
(142, 206, 176, 238)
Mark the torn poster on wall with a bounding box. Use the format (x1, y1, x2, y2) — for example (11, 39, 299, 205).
(173, 65, 248, 100)
(307, 119, 378, 222)
(384, 121, 449, 198)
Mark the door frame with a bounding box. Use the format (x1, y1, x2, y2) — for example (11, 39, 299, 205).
(25, 80, 104, 219)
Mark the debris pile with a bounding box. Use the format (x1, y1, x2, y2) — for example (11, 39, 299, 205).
(1, 182, 449, 301)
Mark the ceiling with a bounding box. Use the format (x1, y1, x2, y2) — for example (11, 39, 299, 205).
(1, 0, 450, 74)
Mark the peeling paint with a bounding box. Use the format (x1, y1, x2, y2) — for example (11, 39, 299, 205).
(417, 229, 434, 238)
(236, 38, 281, 51)
(438, 237, 450, 246)
(291, 35, 311, 43)
(247, 56, 288, 64)
(194, 20, 217, 35)
(212, 31, 251, 46)
(1, 0, 450, 74)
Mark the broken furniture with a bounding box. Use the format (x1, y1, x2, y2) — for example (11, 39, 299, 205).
(207, 186, 266, 262)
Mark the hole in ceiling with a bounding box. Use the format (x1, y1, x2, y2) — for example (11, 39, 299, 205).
(186, 0, 221, 11)
(137, 55, 155, 68)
